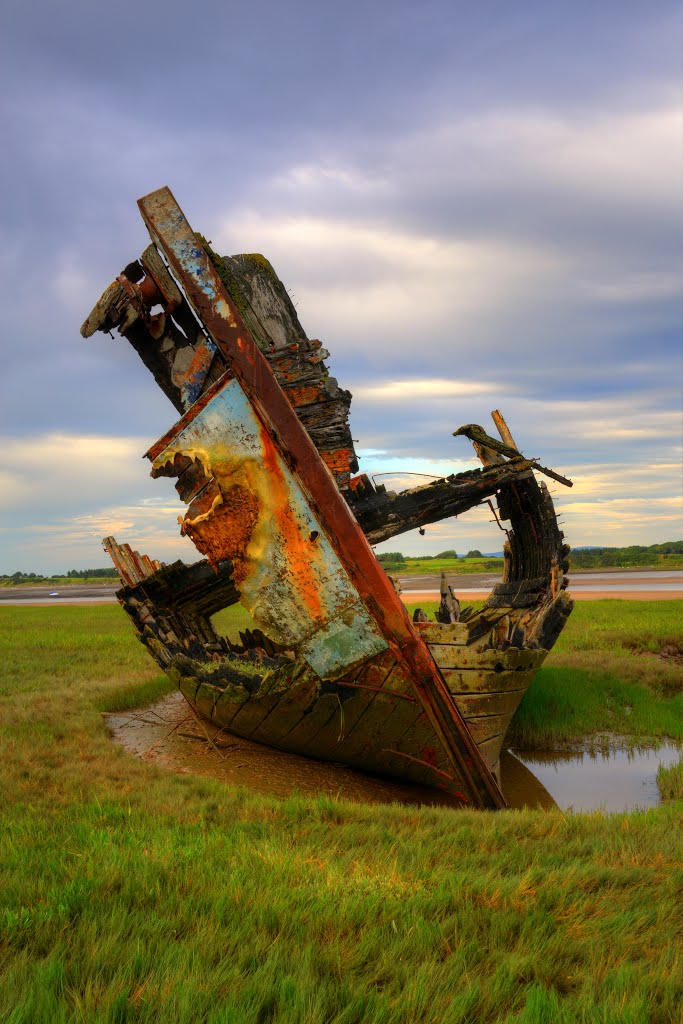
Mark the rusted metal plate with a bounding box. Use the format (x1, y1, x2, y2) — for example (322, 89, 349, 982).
(149, 376, 387, 678)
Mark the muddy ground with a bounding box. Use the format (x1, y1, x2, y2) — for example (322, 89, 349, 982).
(104, 692, 555, 811)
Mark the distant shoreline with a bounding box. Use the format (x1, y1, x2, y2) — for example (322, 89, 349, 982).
(1, 569, 682, 606)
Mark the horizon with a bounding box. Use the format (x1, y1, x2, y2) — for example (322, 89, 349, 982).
(3, 540, 682, 579)
(1, 1, 681, 574)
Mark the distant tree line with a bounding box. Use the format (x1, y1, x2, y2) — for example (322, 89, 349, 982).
(1, 568, 119, 583)
(376, 549, 488, 564)
(569, 542, 683, 569)
(375, 549, 498, 572)
(66, 568, 119, 579)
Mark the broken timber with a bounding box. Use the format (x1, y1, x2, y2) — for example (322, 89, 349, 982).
(82, 186, 574, 808)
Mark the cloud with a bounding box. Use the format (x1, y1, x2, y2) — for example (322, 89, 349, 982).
(354, 379, 498, 401)
(0, 433, 194, 572)
(217, 211, 570, 354)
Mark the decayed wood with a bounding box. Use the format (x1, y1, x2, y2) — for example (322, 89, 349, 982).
(414, 621, 469, 645)
(490, 409, 518, 450)
(203, 244, 358, 490)
(349, 460, 536, 545)
(464, 713, 512, 745)
(86, 192, 578, 804)
(451, 688, 527, 717)
(454, 422, 573, 488)
(427, 645, 547, 671)
(441, 668, 538, 693)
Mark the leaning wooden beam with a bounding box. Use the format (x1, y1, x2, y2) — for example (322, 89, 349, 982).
(453, 423, 573, 488)
(350, 458, 536, 545)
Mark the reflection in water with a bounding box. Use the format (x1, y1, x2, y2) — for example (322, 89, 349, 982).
(512, 744, 681, 812)
(104, 692, 677, 813)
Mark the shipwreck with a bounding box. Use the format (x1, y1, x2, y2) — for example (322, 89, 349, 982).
(82, 187, 573, 809)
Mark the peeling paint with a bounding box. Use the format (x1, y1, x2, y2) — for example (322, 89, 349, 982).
(150, 377, 387, 673)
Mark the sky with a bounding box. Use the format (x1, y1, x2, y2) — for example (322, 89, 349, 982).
(1, 0, 681, 573)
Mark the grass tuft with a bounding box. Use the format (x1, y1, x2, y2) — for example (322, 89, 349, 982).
(657, 753, 683, 801)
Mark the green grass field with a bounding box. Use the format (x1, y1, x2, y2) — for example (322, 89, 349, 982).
(385, 552, 683, 576)
(0, 602, 681, 1023)
(395, 556, 505, 575)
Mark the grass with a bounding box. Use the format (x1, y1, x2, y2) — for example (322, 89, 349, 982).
(392, 552, 683, 576)
(508, 601, 683, 748)
(657, 754, 683, 801)
(0, 602, 682, 1023)
(395, 556, 504, 576)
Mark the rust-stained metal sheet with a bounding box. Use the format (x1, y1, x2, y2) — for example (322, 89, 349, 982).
(148, 375, 387, 678)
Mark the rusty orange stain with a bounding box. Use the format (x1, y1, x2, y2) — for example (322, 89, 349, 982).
(257, 418, 324, 623)
(183, 484, 259, 585)
(321, 448, 355, 477)
(287, 384, 324, 406)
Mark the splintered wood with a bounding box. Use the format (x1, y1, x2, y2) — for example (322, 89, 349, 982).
(83, 186, 574, 808)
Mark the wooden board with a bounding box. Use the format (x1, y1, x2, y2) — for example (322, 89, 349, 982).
(452, 687, 527, 718)
(463, 713, 513, 745)
(415, 622, 469, 645)
(428, 645, 547, 671)
(442, 668, 537, 694)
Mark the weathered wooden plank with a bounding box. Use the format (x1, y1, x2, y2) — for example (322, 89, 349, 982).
(442, 668, 537, 694)
(429, 645, 547, 671)
(226, 679, 291, 737)
(452, 687, 527, 718)
(278, 693, 345, 753)
(308, 656, 394, 758)
(378, 712, 462, 791)
(190, 680, 226, 722)
(247, 671, 319, 746)
(476, 732, 506, 772)
(415, 622, 469, 645)
(330, 662, 405, 761)
(464, 713, 512, 746)
(343, 697, 419, 767)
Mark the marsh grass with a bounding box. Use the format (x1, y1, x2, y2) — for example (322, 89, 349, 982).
(657, 754, 683, 801)
(0, 602, 681, 1023)
(398, 556, 504, 575)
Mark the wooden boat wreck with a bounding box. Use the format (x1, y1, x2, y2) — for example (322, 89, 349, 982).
(82, 186, 573, 809)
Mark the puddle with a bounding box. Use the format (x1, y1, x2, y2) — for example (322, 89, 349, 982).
(104, 693, 677, 813)
(512, 744, 681, 812)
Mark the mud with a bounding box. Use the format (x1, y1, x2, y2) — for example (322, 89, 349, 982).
(104, 692, 555, 810)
